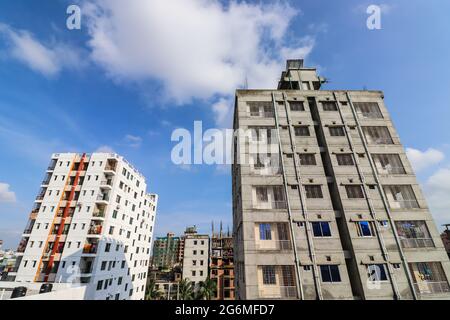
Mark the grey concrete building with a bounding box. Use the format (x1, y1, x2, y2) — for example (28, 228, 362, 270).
(181, 227, 209, 288)
(232, 60, 450, 300)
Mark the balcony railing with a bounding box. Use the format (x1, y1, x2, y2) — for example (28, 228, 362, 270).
(83, 244, 98, 254)
(23, 228, 33, 235)
(255, 240, 292, 251)
(36, 194, 45, 201)
(273, 201, 287, 209)
(400, 238, 434, 248)
(250, 111, 275, 118)
(93, 210, 106, 218)
(377, 166, 406, 175)
(88, 225, 102, 235)
(390, 200, 419, 209)
(357, 111, 382, 119)
(414, 281, 450, 295)
(96, 194, 109, 202)
(100, 179, 113, 186)
(259, 286, 297, 299)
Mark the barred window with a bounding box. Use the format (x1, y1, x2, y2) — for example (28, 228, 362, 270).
(345, 185, 364, 198)
(299, 154, 316, 166)
(329, 126, 345, 136)
(290, 101, 305, 111)
(294, 126, 310, 136)
(363, 126, 393, 144)
(262, 266, 276, 285)
(322, 101, 338, 111)
(336, 154, 354, 166)
(305, 185, 323, 199)
(354, 102, 383, 119)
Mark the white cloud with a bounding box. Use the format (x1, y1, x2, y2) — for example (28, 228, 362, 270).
(0, 183, 16, 203)
(212, 98, 233, 128)
(82, 0, 314, 103)
(424, 168, 450, 227)
(406, 148, 445, 172)
(95, 145, 115, 153)
(123, 134, 143, 148)
(0, 23, 83, 77)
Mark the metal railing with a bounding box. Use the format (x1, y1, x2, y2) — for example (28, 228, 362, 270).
(259, 286, 297, 299)
(377, 166, 406, 175)
(390, 199, 420, 209)
(414, 281, 450, 294)
(255, 240, 292, 251)
(357, 111, 383, 119)
(400, 238, 434, 248)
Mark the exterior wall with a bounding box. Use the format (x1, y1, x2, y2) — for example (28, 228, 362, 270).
(182, 235, 209, 286)
(232, 62, 450, 300)
(11, 153, 157, 300)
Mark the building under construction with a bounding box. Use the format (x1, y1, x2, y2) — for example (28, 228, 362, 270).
(210, 222, 235, 300)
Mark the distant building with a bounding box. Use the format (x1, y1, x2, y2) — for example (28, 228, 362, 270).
(181, 226, 209, 288)
(442, 224, 450, 259)
(5, 153, 158, 300)
(151, 233, 182, 269)
(210, 223, 235, 300)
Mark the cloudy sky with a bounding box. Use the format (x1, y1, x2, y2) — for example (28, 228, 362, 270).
(0, 0, 449, 249)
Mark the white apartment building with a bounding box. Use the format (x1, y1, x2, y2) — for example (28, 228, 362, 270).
(181, 228, 209, 288)
(9, 153, 157, 300)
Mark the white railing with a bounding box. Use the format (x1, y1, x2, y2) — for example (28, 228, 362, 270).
(414, 281, 450, 294)
(400, 238, 434, 248)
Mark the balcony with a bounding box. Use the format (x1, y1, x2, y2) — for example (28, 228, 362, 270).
(400, 238, 434, 249)
(93, 210, 106, 218)
(414, 281, 450, 295)
(100, 179, 113, 189)
(17, 239, 29, 253)
(105, 159, 118, 173)
(83, 243, 98, 254)
(88, 224, 103, 235)
(259, 286, 297, 299)
(36, 194, 45, 201)
(96, 193, 109, 203)
(47, 160, 57, 171)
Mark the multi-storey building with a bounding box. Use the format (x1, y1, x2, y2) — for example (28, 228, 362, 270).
(9, 153, 157, 300)
(181, 227, 209, 288)
(151, 233, 182, 269)
(232, 60, 450, 300)
(210, 224, 235, 300)
(441, 224, 450, 259)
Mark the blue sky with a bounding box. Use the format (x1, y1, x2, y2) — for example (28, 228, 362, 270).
(0, 0, 449, 249)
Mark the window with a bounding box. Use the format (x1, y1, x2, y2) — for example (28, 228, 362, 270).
(101, 261, 107, 270)
(262, 266, 276, 285)
(320, 265, 341, 283)
(312, 222, 331, 237)
(105, 243, 111, 252)
(259, 223, 272, 240)
(356, 221, 375, 237)
(336, 154, 354, 166)
(367, 264, 388, 281)
(192, 271, 196, 277)
(345, 185, 364, 198)
(354, 102, 383, 119)
(96, 280, 103, 290)
(299, 154, 316, 166)
(294, 126, 310, 136)
(373, 154, 405, 174)
(248, 102, 274, 118)
(384, 185, 419, 209)
(322, 101, 338, 111)
(249, 126, 274, 143)
(305, 185, 323, 199)
(255, 187, 268, 202)
(363, 126, 393, 144)
(290, 101, 305, 111)
(109, 226, 115, 235)
(329, 126, 345, 136)
(395, 221, 433, 248)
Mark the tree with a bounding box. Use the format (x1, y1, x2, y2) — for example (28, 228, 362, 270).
(197, 278, 217, 300)
(178, 278, 195, 300)
(145, 279, 163, 300)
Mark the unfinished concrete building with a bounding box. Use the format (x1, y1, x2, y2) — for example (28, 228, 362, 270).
(232, 59, 450, 300)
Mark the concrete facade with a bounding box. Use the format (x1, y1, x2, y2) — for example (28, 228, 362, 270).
(181, 228, 209, 288)
(8, 153, 157, 300)
(232, 60, 450, 300)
